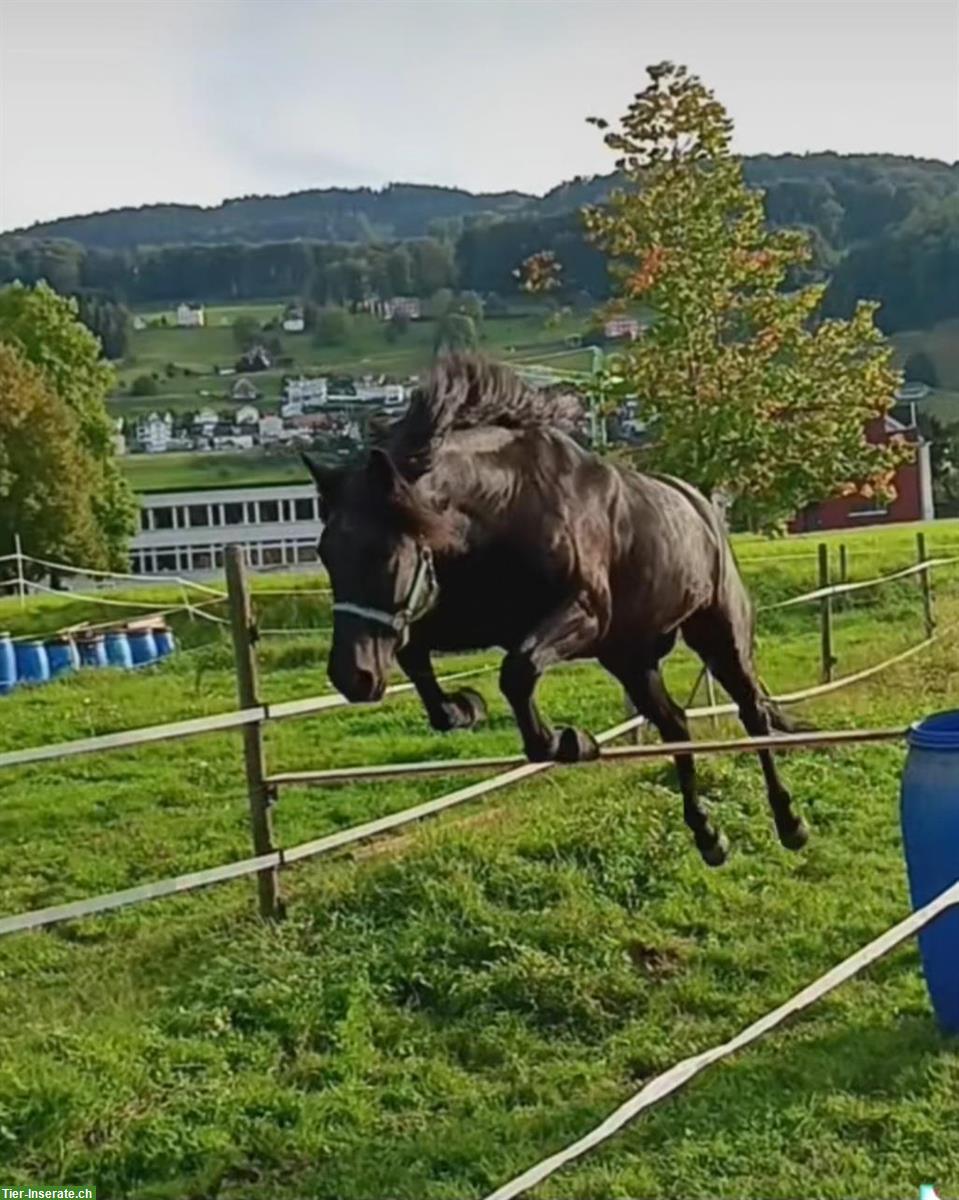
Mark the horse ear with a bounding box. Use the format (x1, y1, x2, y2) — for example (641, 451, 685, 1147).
(302, 453, 342, 516)
(367, 447, 403, 495)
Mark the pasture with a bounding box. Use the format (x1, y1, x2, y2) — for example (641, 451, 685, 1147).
(113, 304, 592, 412)
(1, 522, 959, 1198)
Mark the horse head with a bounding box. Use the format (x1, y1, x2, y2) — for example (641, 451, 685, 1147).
(303, 449, 447, 702)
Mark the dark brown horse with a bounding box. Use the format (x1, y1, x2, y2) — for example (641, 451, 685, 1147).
(304, 356, 808, 865)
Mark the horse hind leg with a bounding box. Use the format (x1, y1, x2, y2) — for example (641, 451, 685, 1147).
(683, 611, 809, 852)
(605, 656, 729, 867)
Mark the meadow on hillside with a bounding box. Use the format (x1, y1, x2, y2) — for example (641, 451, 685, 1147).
(1, 523, 958, 1198)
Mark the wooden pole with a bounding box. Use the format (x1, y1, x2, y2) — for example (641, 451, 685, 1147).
(704, 671, 720, 732)
(14, 534, 25, 610)
(917, 531, 935, 638)
(838, 543, 848, 586)
(226, 545, 282, 921)
(818, 542, 835, 683)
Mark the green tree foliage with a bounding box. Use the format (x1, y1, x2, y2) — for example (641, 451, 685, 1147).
(384, 312, 410, 343)
(0, 282, 137, 567)
(232, 314, 260, 350)
(130, 373, 158, 396)
(825, 199, 959, 332)
(387, 246, 413, 295)
(430, 288, 454, 318)
(582, 63, 907, 532)
(74, 293, 130, 360)
(312, 305, 352, 347)
(0, 342, 117, 570)
(903, 350, 940, 388)
(433, 313, 477, 356)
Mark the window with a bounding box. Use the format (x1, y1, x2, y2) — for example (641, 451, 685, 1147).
(139, 510, 151, 532)
(295, 498, 315, 521)
(188, 505, 210, 527)
(260, 500, 280, 523)
(130, 553, 144, 573)
(153, 507, 174, 530)
(179, 551, 191, 571)
(224, 502, 244, 525)
(214, 549, 224, 568)
(246, 502, 259, 523)
(193, 550, 212, 570)
(157, 552, 177, 571)
(281, 500, 292, 523)
(297, 543, 318, 563)
(262, 545, 283, 565)
(209, 506, 223, 527)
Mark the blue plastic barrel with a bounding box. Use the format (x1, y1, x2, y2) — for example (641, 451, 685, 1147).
(77, 633, 108, 669)
(153, 625, 176, 659)
(0, 632, 15, 696)
(45, 635, 79, 679)
(105, 630, 134, 670)
(128, 628, 158, 668)
(901, 710, 959, 1034)
(14, 639, 50, 686)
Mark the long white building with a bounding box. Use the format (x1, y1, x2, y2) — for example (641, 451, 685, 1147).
(130, 483, 322, 575)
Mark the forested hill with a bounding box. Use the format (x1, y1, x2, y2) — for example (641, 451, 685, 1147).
(4, 183, 534, 250)
(7, 155, 958, 254)
(3, 155, 958, 335)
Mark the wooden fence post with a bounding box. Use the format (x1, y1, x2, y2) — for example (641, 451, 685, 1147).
(704, 671, 720, 732)
(623, 691, 643, 744)
(14, 534, 25, 610)
(917, 531, 936, 639)
(226, 545, 283, 921)
(818, 542, 835, 683)
(838, 543, 848, 586)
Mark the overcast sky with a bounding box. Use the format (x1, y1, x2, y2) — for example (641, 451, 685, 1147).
(1, 0, 957, 232)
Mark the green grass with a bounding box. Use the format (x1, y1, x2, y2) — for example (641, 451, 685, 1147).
(114, 306, 591, 410)
(120, 451, 312, 492)
(1, 527, 959, 1198)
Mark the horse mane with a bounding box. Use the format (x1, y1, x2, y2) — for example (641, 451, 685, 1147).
(380, 354, 584, 477)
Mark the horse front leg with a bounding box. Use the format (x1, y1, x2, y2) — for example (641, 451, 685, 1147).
(396, 640, 487, 732)
(499, 594, 603, 763)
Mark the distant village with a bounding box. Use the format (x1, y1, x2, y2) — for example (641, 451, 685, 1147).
(117, 300, 651, 459)
(118, 373, 411, 457)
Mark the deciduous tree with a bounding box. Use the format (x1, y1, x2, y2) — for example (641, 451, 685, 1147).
(0, 343, 107, 571)
(582, 62, 907, 531)
(0, 282, 136, 566)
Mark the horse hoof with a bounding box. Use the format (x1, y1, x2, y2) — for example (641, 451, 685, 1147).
(451, 688, 487, 729)
(779, 818, 810, 851)
(555, 726, 600, 763)
(700, 831, 730, 867)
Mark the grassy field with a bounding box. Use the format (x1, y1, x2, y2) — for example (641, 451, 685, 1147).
(1, 523, 959, 1198)
(120, 451, 312, 492)
(112, 305, 592, 414)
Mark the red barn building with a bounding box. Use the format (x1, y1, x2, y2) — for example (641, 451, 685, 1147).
(790, 413, 934, 533)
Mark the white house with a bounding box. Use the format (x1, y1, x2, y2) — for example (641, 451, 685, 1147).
(193, 406, 219, 436)
(176, 302, 205, 328)
(282, 305, 305, 334)
(235, 404, 260, 426)
(231, 377, 259, 402)
(258, 415, 285, 443)
(382, 296, 421, 321)
(603, 316, 642, 341)
(138, 412, 173, 454)
(284, 376, 328, 405)
(353, 381, 408, 407)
